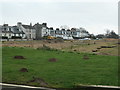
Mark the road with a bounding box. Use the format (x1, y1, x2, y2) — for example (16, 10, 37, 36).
(1, 85, 40, 90)
(1, 83, 120, 90)
(0, 83, 55, 90)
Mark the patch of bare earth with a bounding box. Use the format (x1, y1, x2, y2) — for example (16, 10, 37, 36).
(49, 58, 58, 62)
(27, 77, 49, 87)
(19, 68, 28, 72)
(14, 56, 26, 59)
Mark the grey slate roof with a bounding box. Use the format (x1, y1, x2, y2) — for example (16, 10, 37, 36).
(12, 26, 25, 34)
(22, 25, 34, 29)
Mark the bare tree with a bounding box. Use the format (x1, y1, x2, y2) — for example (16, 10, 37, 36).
(60, 25, 69, 30)
(105, 29, 110, 35)
(105, 29, 119, 39)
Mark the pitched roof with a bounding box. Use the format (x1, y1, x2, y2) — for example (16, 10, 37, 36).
(71, 28, 76, 31)
(12, 26, 25, 34)
(22, 25, 34, 29)
(67, 29, 71, 31)
(61, 29, 65, 31)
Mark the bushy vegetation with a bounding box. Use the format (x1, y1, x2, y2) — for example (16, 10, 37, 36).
(37, 44, 58, 51)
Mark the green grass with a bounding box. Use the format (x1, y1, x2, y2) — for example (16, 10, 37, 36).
(2, 47, 118, 88)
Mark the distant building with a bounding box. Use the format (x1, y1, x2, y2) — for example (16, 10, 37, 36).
(34, 23, 43, 40)
(12, 26, 25, 39)
(1, 24, 26, 39)
(17, 22, 36, 40)
(49, 27, 55, 37)
(1, 22, 90, 40)
(34, 23, 50, 39)
(41, 23, 49, 37)
(2, 31, 13, 39)
(55, 28, 62, 38)
(1, 24, 13, 39)
(72, 28, 89, 39)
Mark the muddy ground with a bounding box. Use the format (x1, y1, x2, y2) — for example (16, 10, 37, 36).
(2, 39, 119, 56)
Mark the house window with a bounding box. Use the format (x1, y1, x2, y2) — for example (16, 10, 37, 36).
(4, 28, 7, 31)
(2, 33, 4, 36)
(16, 34, 19, 36)
(29, 29, 31, 32)
(9, 28, 11, 31)
(29, 34, 31, 39)
(20, 34, 22, 36)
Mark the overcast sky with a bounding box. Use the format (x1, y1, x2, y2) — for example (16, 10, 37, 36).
(0, 0, 118, 35)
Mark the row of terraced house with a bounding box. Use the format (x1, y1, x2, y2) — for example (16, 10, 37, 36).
(0, 22, 90, 40)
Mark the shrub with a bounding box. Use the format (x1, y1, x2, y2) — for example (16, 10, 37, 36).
(37, 44, 58, 51)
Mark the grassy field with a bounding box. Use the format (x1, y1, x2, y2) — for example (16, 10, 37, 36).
(2, 47, 118, 88)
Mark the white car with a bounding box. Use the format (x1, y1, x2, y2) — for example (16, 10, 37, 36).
(79, 38, 91, 40)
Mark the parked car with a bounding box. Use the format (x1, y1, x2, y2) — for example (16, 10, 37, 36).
(79, 38, 91, 40)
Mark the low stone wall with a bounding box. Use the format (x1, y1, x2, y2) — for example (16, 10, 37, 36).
(1, 39, 8, 41)
(1, 39, 28, 41)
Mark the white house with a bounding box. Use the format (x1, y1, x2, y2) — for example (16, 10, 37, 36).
(49, 27, 55, 37)
(72, 28, 89, 39)
(2, 31, 13, 39)
(12, 26, 26, 39)
(1, 24, 27, 39)
(33, 22, 90, 40)
(41, 27, 49, 37)
(17, 22, 36, 40)
(1, 24, 14, 39)
(1, 22, 90, 40)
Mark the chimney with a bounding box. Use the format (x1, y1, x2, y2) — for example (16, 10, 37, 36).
(30, 23, 32, 26)
(17, 22, 22, 27)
